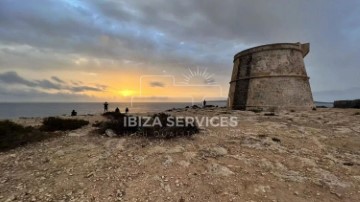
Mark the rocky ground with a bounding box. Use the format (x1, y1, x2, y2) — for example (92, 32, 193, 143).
(0, 108, 360, 202)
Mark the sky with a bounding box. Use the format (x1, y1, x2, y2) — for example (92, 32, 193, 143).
(0, 0, 359, 102)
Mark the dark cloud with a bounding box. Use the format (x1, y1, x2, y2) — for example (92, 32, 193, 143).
(51, 76, 65, 84)
(0, 71, 106, 93)
(0, 71, 37, 87)
(0, 0, 359, 101)
(70, 86, 104, 93)
(35, 79, 62, 90)
(149, 81, 165, 88)
(0, 85, 99, 102)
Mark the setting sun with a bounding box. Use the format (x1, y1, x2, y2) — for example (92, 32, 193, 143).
(120, 89, 135, 97)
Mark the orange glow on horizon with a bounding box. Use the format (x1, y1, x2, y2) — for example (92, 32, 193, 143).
(45, 68, 226, 102)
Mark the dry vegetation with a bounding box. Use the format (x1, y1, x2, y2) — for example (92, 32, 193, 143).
(99, 112, 199, 139)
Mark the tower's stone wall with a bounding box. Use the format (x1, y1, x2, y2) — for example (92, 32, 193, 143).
(228, 43, 315, 111)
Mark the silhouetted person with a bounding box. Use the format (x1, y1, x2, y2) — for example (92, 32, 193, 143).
(71, 110, 77, 116)
(115, 107, 120, 113)
(125, 107, 129, 114)
(104, 102, 109, 112)
(203, 100, 207, 107)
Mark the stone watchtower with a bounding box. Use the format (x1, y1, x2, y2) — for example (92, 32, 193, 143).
(228, 42, 315, 111)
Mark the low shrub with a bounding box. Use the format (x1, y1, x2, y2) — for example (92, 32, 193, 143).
(40, 117, 89, 132)
(0, 120, 55, 151)
(99, 113, 200, 139)
(98, 120, 139, 136)
(99, 112, 138, 135)
(140, 113, 199, 139)
(102, 112, 127, 120)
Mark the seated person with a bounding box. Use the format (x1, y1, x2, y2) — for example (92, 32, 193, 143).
(71, 110, 77, 116)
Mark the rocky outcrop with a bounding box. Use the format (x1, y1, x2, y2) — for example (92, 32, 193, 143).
(334, 99, 360, 109)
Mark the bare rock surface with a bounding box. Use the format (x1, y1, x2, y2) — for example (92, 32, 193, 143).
(0, 108, 360, 201)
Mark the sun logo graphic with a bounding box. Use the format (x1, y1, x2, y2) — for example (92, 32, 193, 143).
(130, 67, 224, 104)
(179, 67, 217, 85)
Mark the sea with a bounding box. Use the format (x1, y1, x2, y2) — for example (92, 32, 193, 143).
(0, 101, 226, 119)
(0, 101, 333, 119)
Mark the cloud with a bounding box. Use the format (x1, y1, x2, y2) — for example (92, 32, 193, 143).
(0, 71, 106, 93)
(70, 86, 104, 93)
(0, 85, 99, 102)
(149, 81, 165, 88)
(0, 71, 37, 87)
(51, 76, 65, 84)
(0, 0, 359, 101)
(35, 79, 62, 90)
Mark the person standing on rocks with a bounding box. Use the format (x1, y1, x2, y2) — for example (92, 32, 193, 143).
(104, 102, 109, 112)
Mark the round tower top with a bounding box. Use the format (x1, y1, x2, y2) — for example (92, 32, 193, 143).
(234, 42, 310, 60)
